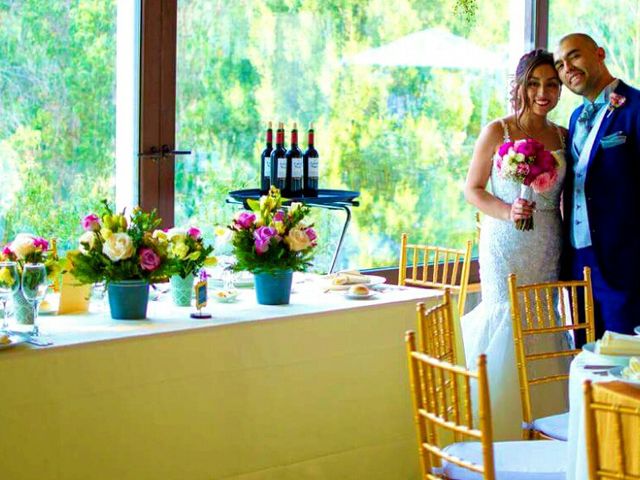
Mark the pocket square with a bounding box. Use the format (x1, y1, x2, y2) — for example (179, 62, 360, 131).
(600, 131, 627, 148)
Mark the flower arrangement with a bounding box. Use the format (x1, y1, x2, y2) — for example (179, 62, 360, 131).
(228, 186, 317, 274)
(496, 138, 561, 230)
(156, 227, 214, 279)
(67, 200, 173, 285)
(1, 233, 60, 278)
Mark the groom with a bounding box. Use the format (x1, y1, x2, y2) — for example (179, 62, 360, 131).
(555, 33, 640, 338)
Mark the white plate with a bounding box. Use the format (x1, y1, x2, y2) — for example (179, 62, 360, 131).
(0, 333, 28, 350)
(582, 342, 632, 366)
(324, 275, 386, 291)
(344, 292, 377, 300)
(635, 325, 640, 336)
(609, 366, 640, 385)
(211, 290, 239, 303)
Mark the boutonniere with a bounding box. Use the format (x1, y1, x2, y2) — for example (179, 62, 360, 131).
(606, 93, 626, 117)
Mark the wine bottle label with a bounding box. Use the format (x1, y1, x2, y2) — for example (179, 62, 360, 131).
(309, 157, 319, 178)
(277, 157, 287, 178)
(264, 157, 271, 177)
(292, 158, 303, 178)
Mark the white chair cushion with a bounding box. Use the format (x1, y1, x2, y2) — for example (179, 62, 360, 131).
(528, 412, 569, 441)
(440, 440, 566, 480)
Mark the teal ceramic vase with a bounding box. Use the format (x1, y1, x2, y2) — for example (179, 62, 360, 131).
(254, 270, 293, 305)
(107, 280, 149, 320)
(13, 290, 34, 325)
(170, 273, 194, 307)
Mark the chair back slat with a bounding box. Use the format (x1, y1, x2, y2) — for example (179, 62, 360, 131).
(584, 380, 640, 480)
(399, 233, 472, 317)
(509, 267, 595, 439)
(406, 330, 495, 480)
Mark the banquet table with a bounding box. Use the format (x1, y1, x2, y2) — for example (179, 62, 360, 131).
(0, 279, 442, 480)
(567, 349, 640, 480)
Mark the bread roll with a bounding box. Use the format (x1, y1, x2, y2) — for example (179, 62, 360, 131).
(349, 285, 370, 296)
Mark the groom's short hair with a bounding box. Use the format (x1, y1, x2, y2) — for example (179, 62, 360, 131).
(558, 33, 599, 51)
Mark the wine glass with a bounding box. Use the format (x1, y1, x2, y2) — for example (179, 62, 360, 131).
(21, 263, 51, 344)
(0, 261, 20, 331)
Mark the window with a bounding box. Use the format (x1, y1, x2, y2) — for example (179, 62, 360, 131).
(0, 1, 120, 251)
(175, 0, 526, 272)
(548, 0, 640, 125)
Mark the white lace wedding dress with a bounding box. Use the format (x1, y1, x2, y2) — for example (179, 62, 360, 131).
(461, 122, 571, 440)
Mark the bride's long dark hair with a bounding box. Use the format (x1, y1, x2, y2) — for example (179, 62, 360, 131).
(510, 49, 558, 135)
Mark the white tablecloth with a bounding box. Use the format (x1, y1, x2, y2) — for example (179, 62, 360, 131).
(567, 350, 628, 480)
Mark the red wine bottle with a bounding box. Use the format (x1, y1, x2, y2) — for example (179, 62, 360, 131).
(285, 122, 304, 197)
(260, 121, 273, 193)
(270, 122, 287, 192)
(303, 123, 319, 197)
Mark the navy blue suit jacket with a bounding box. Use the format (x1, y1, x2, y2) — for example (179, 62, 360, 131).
(563, 81, 640, 290)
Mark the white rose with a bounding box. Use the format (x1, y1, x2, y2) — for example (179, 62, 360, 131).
(102, 232, 135, 262)
(79, 231, 98, 255)
(284, 226, 312, 252)
(166, 228, 187, 242)
(10, 233, 36, 260)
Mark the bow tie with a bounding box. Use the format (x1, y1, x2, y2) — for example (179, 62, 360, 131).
(578, 103, 601, 124)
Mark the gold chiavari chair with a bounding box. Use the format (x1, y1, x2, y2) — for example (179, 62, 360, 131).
(399, 233, 472, 318)
(416, 289, 457, 365)
(406, 331, 567, 480)
(508, 267, 595, 441)
(584, 380, 640, 480)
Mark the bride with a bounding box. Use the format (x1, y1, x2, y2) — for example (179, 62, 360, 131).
(461, 49, 569, 440)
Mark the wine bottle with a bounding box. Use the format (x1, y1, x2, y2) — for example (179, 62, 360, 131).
(270, 122, 287, 192)
(285, 122, 304, 197)
(303, 123, 319, 197)
(260, 122, 273, 193)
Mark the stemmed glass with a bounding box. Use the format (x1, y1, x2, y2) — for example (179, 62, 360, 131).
(21, 263, 51, 345)
(0, 261, 20, 331)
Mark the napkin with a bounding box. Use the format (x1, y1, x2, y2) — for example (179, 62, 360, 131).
(623, 357, 640, 381)
(596, 331, 640, 356)
(329, 270, 371, 286)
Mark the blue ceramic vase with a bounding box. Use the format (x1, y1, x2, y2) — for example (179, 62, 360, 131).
(107, 280, 149, 320)
(254, 270, 293, 305)
(170, 273, 194, 307)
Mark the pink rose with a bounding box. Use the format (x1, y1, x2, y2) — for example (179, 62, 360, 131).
(234, 212, 256, 230)
(305, 227, 317, 245)
(514, 139, 536, 158)
(1, 245, 12, 258)
(139, 247, 161, 271)
(187, 227, 201, 239)
(273, 211, 285, 222)
(497, 141, 514, 157)
(82, 214, 100, 231)
(537, 150, 556, 172)
(516, 163, 530, 177)
(33, 237, 49, 252)
(253, 226, 277, 254)
(531, 170, 559, 193)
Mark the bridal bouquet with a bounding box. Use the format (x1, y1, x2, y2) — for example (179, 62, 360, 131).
(228, 186, 317, 274)
(496, 138, 560, 231)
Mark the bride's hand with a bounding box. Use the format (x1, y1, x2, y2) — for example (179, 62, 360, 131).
(509, 198, 536, 222)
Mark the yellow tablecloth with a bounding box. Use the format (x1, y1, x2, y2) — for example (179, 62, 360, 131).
(0, 283, 442, 480)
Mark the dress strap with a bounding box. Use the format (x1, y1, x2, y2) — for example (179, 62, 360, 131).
(499, 119, 511, 142)
(555, 125, 566, 150)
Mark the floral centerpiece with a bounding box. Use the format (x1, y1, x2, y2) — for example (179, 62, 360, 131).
(157, 227, 214, 306)
(0, 234, 60, 324)
(228, 186, 317, 304)
(67, 200, 172, 319)
(496, 138, 561, 231)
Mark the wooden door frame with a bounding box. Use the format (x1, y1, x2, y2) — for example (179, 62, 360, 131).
(139, 0, 177, 228)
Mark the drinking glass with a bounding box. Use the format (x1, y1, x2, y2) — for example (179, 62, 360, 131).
(21, 263, 50, 343)
(0, 261, 20, 331)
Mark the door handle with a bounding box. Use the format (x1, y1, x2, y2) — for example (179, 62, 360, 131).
(138, 145, 192, 162)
